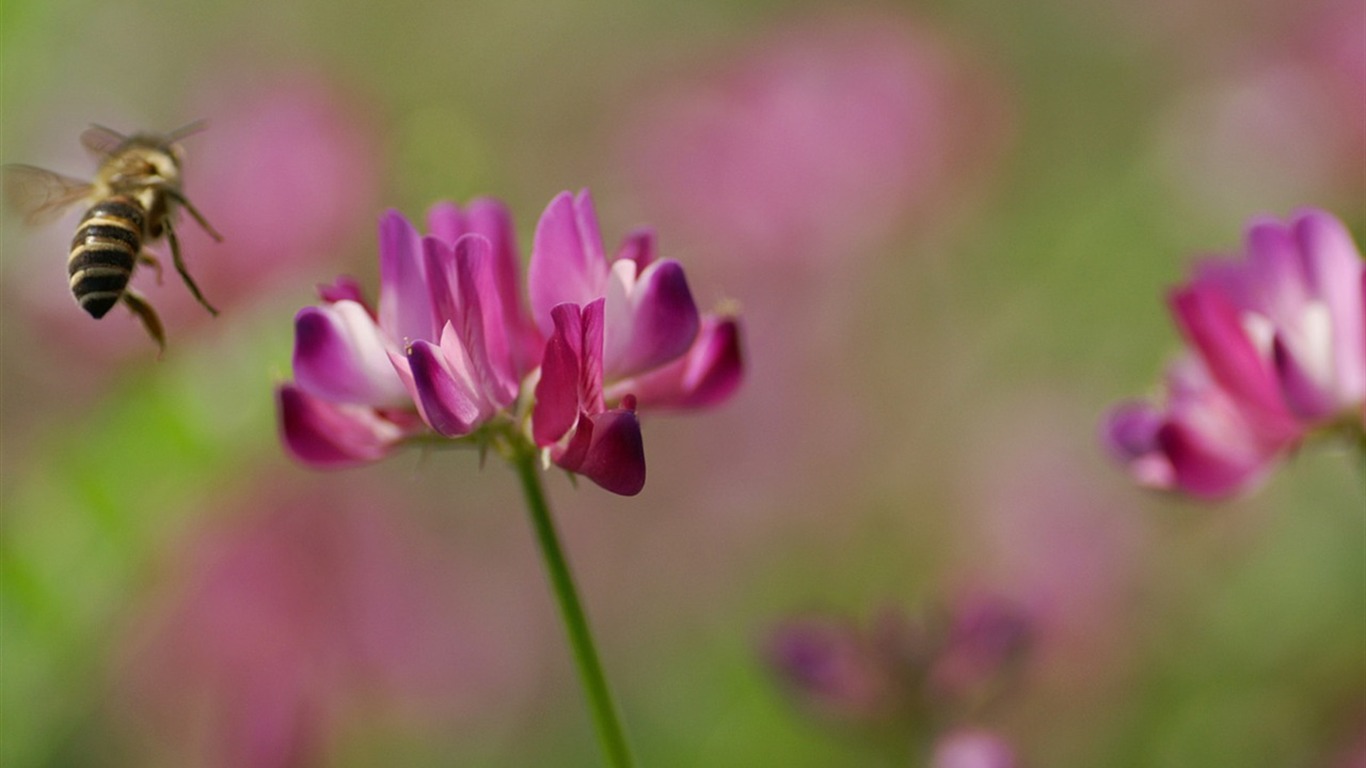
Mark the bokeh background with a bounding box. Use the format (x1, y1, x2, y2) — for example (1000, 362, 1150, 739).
(1, 0, 1363, 765)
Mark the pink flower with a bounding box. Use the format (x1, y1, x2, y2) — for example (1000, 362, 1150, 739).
(279, 190, 743, 495)
(1104, 208, 1366, 498)
(623, 12, 1009, 265)
(765, 597, 1032, 730)
(931, 728, 1018, 768)
(527, 190, 742, 494)
(279, 199, 536, 466)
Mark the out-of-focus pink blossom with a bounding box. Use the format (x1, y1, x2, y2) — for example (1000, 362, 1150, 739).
(115, 486, 538, 767)
(1157, 0, 1366, 219)
(765, 596, 1030, 733)
(278, 190, 744, 495)
(623, 12, 1009, 265)
(930, 728, 1018, 768)
(1104, 208, 1366, 499)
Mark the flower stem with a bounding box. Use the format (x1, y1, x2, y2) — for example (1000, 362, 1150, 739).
(510, 443, 635, 768)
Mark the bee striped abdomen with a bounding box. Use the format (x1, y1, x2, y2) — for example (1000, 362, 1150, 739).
(68, 196, 145, 318)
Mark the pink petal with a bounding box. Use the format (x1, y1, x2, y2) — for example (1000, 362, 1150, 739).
(291, 303, 407, 407)
(554, 402, 646, 496)
(468, 197, 542, 376)
(532, 300, 607, 446)
(406, 338, 485, 437)
(603, 259, 701, 378)
(614, 315, 744, 409)
(532, 303, 586, 447)
(1295, 209, 1366, 404)
(1156, 419, 1272, 500)
(1169, 284, 1293, 431)
(455, 235, 518, 407)
(317, 275, 369, 309)
(378, 210, 435, 344)
(1101, 402, 1176, 490)
(277, 384, 403, 467)
(1273, 332, 1338, 420)
(425, 200, 469, 245)
(528, 190, 609, 336)
(616, 228, 658, 269)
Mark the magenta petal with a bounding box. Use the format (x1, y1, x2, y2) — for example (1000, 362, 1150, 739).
(616, 228, 658, 269)
(1296, 209, 1366, 403)
(317, 276, 369, 309)
(533, 304, 587, 447)
(605, 259, 701, 378)
(277, 384, 402, 468)
(422, 235, 459, 332)
(1273, 334, 1337, 420)
(1101, 402, 1174, 490)
(1157, 420, 1270, 500)
(425, 200, 469, 245)
(556, 407, 646, 496)
(619, 315, 744, 409)
(467, 197, 540, 375)
(1169, 285, 1289, 428)
(378, 210, 434, 344)
(529, 190, 610, 336)
(407, 339, 483, 437)
(292, 304, 406, 406)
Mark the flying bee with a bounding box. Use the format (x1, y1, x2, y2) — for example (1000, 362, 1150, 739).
(2, 122, 222, 350)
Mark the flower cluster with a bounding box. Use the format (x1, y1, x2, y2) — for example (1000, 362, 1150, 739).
(277, 190, 743, 495)
(764, 595, 1030, 760)
(1104, 209, 1365, 499)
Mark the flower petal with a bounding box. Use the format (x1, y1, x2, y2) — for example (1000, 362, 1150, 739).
(277, 384, 404, 467)
(613, 315, 744, 408)
(554, 401, 646, 496)
(1101, 402, 1175, 490)
(425, 200, 469, 245)
(406, 337, 484, 437)
(603, 259, 701, 378)
(317, 276, 369, 308)
(533, 303, 586, 447)
(529, 190, 609, 336)
(468, 197, 542, 376)
(1156, 418, 1272, 500)
(616, 228, 658, 270)
(1169, 284, 1293, 433)
(292, 302, 408, 406)
(1295, 209, 1366, 405)
(378, 210, 434, 344)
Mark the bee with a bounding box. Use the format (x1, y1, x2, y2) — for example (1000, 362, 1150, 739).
(2, 122, 222, 350)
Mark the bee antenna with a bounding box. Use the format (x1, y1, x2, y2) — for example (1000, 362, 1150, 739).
(166, 120, 209, 143)
(87, 123, 128, 141)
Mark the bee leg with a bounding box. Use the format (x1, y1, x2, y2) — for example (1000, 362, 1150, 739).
(164, 218, 219, 316)
(162, 187, 224, 242)
(138, 251, 164, 285)
(122, 288, 166, 355)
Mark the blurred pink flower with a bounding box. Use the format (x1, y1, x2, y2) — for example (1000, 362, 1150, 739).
(623, 12, 1009, 265)
(279, 190, 743, 495)
(115, 485, 538, 766)
(1104, 209, 1366, 499)
(765, 596, 1031, 731)
(930, 728, 1018, 768)
(1157, 0, 1366, 218)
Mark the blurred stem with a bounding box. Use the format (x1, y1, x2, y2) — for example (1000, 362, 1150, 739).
(510, 442, 635, 768)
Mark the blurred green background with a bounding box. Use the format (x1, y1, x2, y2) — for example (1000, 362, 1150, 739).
(1, 0, 1362, 765)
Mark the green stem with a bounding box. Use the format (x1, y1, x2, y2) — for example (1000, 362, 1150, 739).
(510, 443, 635, 768)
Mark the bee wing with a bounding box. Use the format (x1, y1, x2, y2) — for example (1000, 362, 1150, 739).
(1, 164, 94, 226)
(80, 124, 128, 158)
